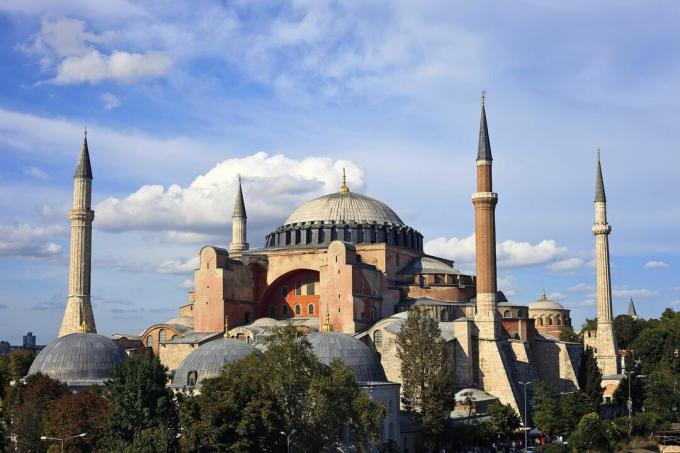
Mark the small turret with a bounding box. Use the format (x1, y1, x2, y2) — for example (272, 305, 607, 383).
(229, 176, 249, 252)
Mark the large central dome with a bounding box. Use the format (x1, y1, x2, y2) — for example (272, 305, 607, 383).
(284, 191, 404, 227)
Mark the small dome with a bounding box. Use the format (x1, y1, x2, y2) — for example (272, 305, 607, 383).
(528, 290, 565, 310)
(284, 191, 404, 226)
(28, 332, 126, 387)
(307, 332, 387, 383)
(172, 338, 261, 388)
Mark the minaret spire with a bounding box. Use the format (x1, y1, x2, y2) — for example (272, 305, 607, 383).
(627, 298, 638, 320)
(592, 151, 619, 375)
(472, 92, 499, 339)
(59, 130, 97, 336)
(229, 175, 249, 252)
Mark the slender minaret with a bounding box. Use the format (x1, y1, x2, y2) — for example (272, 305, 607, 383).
(627, 298, 638, 320)
(592, 151, 619, 375)
(229, 175, 249, 252)
(472, 92, 499, 339)
(59, 130, 97, 336)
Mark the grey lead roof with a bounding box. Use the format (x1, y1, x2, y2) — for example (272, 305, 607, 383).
(595, 152, 606, 202)
(28, 332, 126, 386)
(283, 191, 404, 226)
(74, 133, 93, 179)
(172, 337, 261, 387)
(398, 256, 460, 275)
(232, 176, 247, 218)
(307, 332, 387, 383)
(477, 103, 493, 161)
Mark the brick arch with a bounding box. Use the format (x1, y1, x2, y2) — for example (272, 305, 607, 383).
(259, 269, 320, 319)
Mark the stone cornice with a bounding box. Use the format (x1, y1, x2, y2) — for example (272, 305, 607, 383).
(592, 224, 611, 235)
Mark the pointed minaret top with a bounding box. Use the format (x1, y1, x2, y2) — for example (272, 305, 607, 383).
(339, 168, 350, 193)
(595, 149, 606, 203)
(541, 289, 547, 300)
(627, 298, 638, 318)
(477, 92, 492, 161)
(74, 128, 93, 179)
(232, 175, 247, 218)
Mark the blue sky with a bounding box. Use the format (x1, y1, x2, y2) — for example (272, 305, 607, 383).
(1, 1, 679, 345)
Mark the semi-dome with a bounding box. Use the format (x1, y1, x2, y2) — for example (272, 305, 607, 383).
(284, 191, 404, 226)
(307, 332, 387, 383)
(172, 337, 261, 388)
(28, 332, 126, 388)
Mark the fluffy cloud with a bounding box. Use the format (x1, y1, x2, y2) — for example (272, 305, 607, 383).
(95, 152, 364, 235)
(21, 16, 171, 85)
(644, 260, 669, 269)
(612, 288, 658, 299)
(157, 256, 199, 275)
(548, 292, 566, 301)
(424, 234, 570, 270)
(547, 257, 585, 272)
(101, 92, 121, 109)
(0, 224, 65, 258)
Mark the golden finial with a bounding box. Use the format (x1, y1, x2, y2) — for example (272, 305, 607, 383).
(541, 289, 547, 300)
(223, 315, 230, 338)
(339, 168, 349, 193)
(321, 307, 334, 333)
(79, 320, 88, 332)
(481, 90, 486, 107)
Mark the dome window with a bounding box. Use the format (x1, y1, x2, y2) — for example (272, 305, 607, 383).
(159, 329, 166, 343)
(146, 336, 153, 347)
(373, 330, 383, 348)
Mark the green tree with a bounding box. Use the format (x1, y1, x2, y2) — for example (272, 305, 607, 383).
(577, 346, 602, 410)
(180, 327, 384, 452)
(559, 392, 594, 435)
(558, 327, 580, 343)
(487, 401, 521, 442)
(614, 314, 647, 349)
(46, 387, 110, 452)
(106, 352, 179, 452)
(568, 412, 609, 452)
(396, 307, 454, 450)
(8, 349, 35, 381)
(0, 354, 9, 398)
(532, 383, 561, 434)
(644, 369, 680, 423)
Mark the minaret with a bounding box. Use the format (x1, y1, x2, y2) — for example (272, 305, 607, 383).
(592, 151, 619, 375)
(627, 298, 638, 320)
(229, 175, 249, 252)
(59, 130, 97, 336)
(472, 92, 499, 339)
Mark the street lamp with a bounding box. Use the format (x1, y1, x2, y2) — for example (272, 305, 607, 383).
(280, 428, 297, 453)
(40, 432, 87, 453)
(518, 381, 532, 453)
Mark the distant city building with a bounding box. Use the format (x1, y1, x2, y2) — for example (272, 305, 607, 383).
(0, 340, 10, 354)
(22, 332, 36, 349)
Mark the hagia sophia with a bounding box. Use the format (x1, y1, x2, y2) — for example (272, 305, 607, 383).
(27, 98, 623, 448)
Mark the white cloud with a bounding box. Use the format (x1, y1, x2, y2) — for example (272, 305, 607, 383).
(644, 260, 669, 269)
(157, 256, 199, 275)
(101, 92, 121, 110)
(0, 224, 65, 258)
(548, 292, 566, 301)
(177, 279, 194, 289)
(95, 152, 364, 234)
(53, 50, 171, 85)
(23, 166, 48, 180)
(568, 283, 594, 293)
(425, 234, 569, 270)
(547, 257, 584, 272)
(612, 288, 658, 299)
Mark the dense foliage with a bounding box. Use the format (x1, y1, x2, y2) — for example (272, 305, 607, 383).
(180, 326, 385, 452)
(396, 307, 455, 450)
(576, 346, 602, 410)
(532, 383, 593, 436)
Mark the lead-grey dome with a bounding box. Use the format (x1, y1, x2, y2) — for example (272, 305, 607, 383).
(307, 332, 387, 383)
(172, 338, 261, 388)
(284, 192, 404, 226)
(28, 332, 126, 387)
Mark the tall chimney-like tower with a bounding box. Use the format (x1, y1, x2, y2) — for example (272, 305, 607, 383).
(472, 92, 499, 339)
(59, 130, 97, 336)
(592, 151, 619, 375)
(229, 176, 249, 252)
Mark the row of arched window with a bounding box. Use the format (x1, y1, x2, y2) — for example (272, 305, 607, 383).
(145, 328, 177, 347)
(534, 314, 568, 326)
(269, 303, 315, 317)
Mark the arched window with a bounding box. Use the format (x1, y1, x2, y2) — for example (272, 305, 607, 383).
(539, 316, 544, 326)
(187, 370, 197, 387)
(503, 310, 512, 318)
(171, 335, 177, 340)
(282, 305, 289, 316)
(295, 281, 302, 296)
(308, 304, 315, 315)
(159, 329, 166, 343)
(556, 314, 562, 325)
(440, 309, 448, 322)
(269, 305, 276, 317)
(294, 304, 301, 315)
(373, 330, 383, 348)
(306, 278, 315, 295)
(547, 315, 553, 326)
(369, 306, 376, 320)
(146, 335, 153, 347)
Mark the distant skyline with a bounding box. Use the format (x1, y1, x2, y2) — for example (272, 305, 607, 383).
(1, 1, 679, 344)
